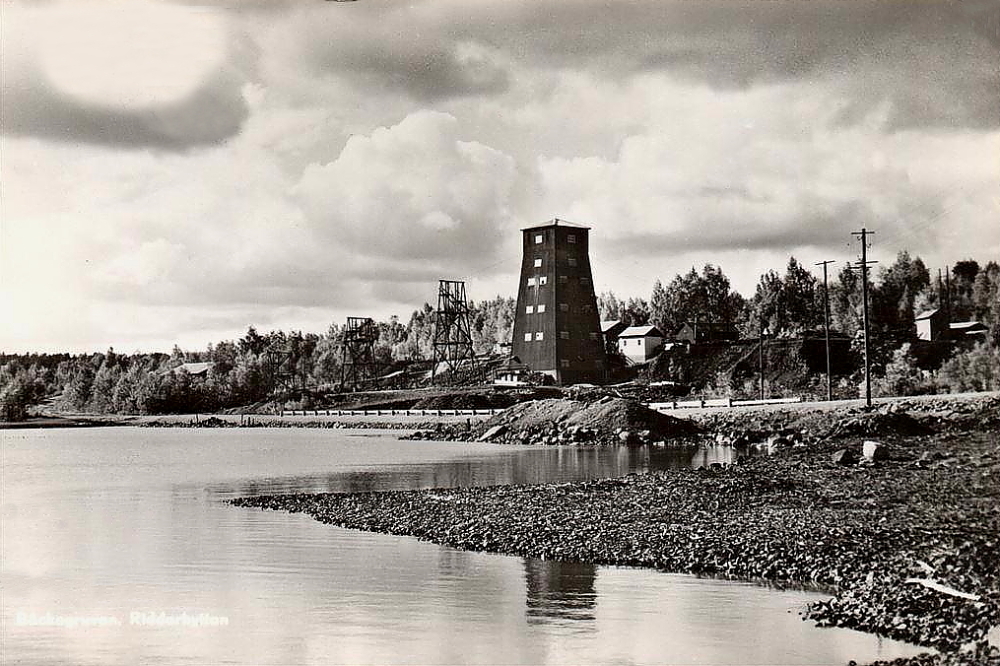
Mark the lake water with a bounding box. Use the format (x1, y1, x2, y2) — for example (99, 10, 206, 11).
(1, 427, 926, 665)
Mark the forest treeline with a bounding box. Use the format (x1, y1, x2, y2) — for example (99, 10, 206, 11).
(2, 255, 998, 419)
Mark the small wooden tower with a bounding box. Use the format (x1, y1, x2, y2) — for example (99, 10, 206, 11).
(510, 219, 607, 384)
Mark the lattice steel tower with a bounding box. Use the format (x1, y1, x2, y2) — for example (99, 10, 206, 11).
(340, 317, 378, 391)
(510, 219, 607, 384)
(432, 280, 479, 384)
(264, 345, 295, 393)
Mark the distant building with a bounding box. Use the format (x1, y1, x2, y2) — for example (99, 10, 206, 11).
(617, 325, 665, 363)
(161, 362, 214, 377)
(949, 321, 988, 339)
(675, 321, 739, 343)
(915, 308, 947, 341)
(600, 320, 627, 341)
(493, 356, 530, 386)
(915, 309, 987, 341)
(510, 219, 607, 385)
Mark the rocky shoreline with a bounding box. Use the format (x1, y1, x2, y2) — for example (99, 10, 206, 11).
(230, 393, 1000, 665)
(137, 415, 427, 430)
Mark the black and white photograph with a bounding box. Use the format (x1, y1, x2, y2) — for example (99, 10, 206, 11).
(2, 1, 998, 664)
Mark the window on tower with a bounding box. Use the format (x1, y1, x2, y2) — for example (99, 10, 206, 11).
(526, 305, 534, 314)
(524, 333, 532, 342)
(567, 256, 577, 267)
(537, 304, 546, 313)
(533, 257, 542, 267)
(535, 332, 544, 341)
(567, 234, 577, 244)
(534, 234, 544, 244)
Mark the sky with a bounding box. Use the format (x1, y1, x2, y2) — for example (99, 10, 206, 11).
(2, 0, 998, 354)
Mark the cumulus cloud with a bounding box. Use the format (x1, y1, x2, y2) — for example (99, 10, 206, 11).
(536, 76, 1000, 265)
(268, 3, 510, 101)
(257, 0, 997, 130)
(1, 1, 251, 149)
(293, 110, 517, 267)
(3, 0, 998, 352)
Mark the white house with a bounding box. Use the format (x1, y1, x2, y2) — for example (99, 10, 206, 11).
(617, 325, 665, 363)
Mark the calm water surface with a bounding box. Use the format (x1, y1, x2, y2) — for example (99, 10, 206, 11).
(2, 427, 925, 665)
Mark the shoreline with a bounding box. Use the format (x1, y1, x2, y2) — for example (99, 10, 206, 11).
(231, 394, 1000, 666)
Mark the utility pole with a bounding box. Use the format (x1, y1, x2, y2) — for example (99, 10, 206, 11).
(850, 229, 877, 408)
(944, 265, 951, 324)
(815, 260, 834, 401)
(758, 318, 766, 400)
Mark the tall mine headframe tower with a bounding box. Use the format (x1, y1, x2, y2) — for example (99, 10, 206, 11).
(510, 219, 607, 384)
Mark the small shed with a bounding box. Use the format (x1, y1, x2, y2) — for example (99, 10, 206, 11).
(617, 325, 665, 363)
(494, 356, 530, 386)
(915, 308, 946, 341)
(949, 321, 988, 339)
(601, 320, 627, 340)
(675, 321, 739, 343)
(162, 362, 214, 378)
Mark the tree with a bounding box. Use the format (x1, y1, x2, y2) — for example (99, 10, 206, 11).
(971, 261, 1000, 346)
(470, 296, 516, 355)
(651, 264, 743, 336)
(741, 257, 818, 337)
(597, 291, 622, 322)
(872, 251, 930, 339)
(830, 266, 861, 337)
(238, 326, 267, 357)
(621, 297, 650, 326)
(871, 344, 929, 397)
(950, 260, 980, 321)
(0, 365, 45, 421)
(938, 342, 1000, 392)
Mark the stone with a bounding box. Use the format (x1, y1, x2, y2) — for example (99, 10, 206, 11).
(767, 436, 792, 453)
(477, 425, 508, 442)
(862, 440, 889, 462)
(831, 448, 858, 466)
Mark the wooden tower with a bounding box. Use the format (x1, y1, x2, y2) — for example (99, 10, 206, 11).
(510, 219, 607, 384)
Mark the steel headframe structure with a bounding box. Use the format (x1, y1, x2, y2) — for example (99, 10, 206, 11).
(264, 345, 295, 394)
(432, 280, 479, 385)
(340, 317, 379, 392)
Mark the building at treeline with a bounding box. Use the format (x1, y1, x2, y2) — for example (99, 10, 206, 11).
(510, 219, 607, 384)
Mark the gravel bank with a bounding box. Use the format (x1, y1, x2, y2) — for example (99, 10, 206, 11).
(232, 402, 999, 665)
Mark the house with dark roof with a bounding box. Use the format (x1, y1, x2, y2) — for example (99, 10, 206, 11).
(675, 321, 739, 343)
(600, 319, 627, 341)
(161, 362, 214, 378)
(949, 321, 988, 339)
(915, 309, 987, 341)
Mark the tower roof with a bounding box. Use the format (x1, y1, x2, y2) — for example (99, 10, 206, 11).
(520, 217, 591, 231)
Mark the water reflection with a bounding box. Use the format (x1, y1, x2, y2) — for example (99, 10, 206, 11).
(524, 558, 598, 626)
(2, 428, 927, 666)
(209, 443, 747, 500)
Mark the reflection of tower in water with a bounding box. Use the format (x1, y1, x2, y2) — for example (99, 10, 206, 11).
(523, 558, 597, 625)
